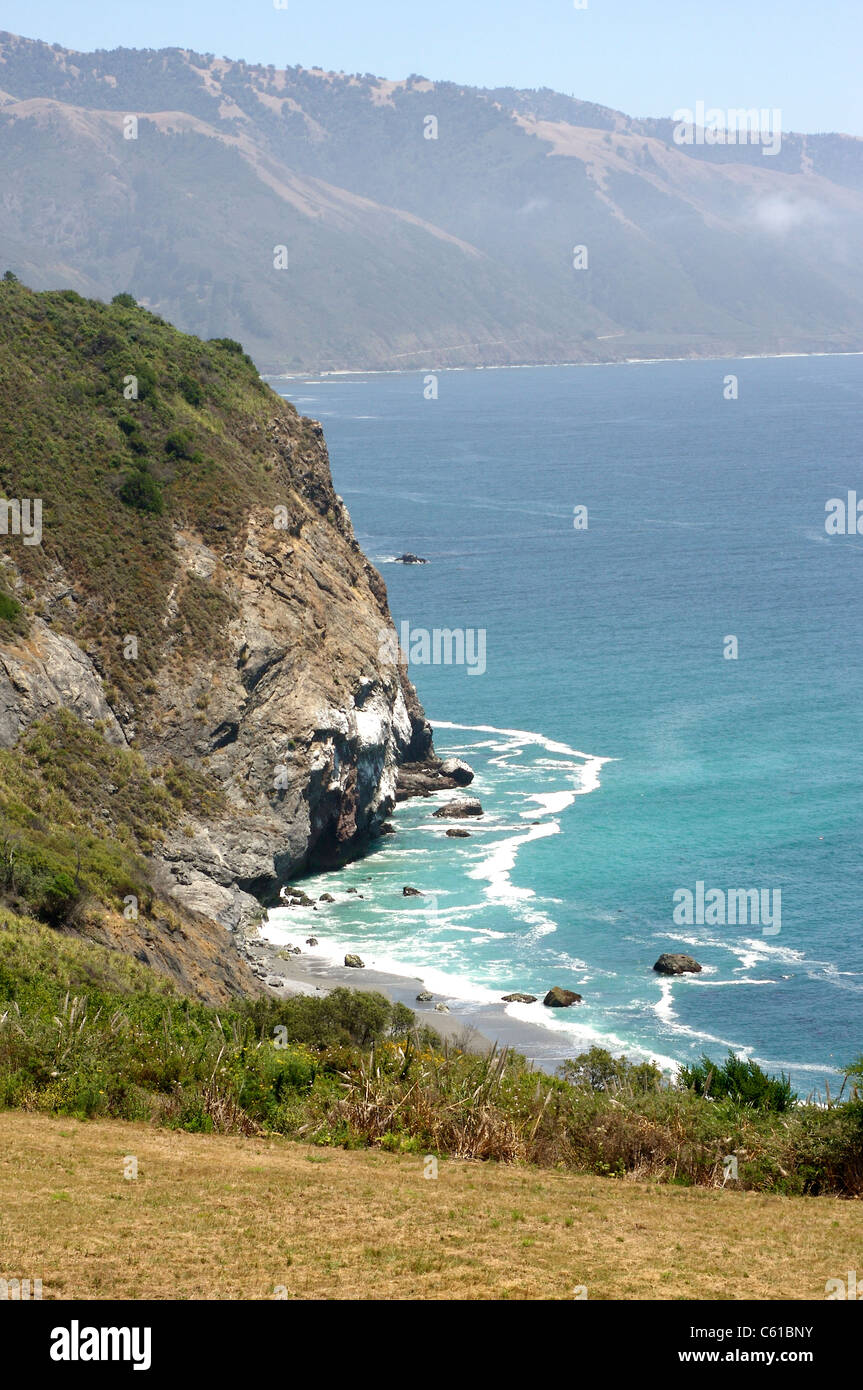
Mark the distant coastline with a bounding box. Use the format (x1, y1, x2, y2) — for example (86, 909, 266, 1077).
(270, 349, 863, 381)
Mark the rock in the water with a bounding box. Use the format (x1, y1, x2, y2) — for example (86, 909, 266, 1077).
(344, 953, 365, 968)
(402, 886, 423, 897)
(653, 953, 702, 975)
(394, 553, 427, 565)
(379, 822, 396, 836)
(543, 987, 582, 1008)
(445, 827, 471, 837)
(280, 886, 314, 907)
(440, 758, 474, 787)
(346, 887, 359, 895)
(319, 893, 335, 903)
(434, 1002, 450, 1013)
(433, 798, 483, 819)
(416, 990, 434, 1002)
(306, 936, 319, 946)
(502, 992, 537, 1004)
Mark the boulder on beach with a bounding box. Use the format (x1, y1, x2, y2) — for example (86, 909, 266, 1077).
(446, 828, 471, 837)
(344, 953, 365, 968)
(433, 798, 483, 819)
(440, 758, 475, 787)
(416, 990, 434, 1001)
(502, 993, 538, 1004)
(267, 976, 286, 988)
(402, 886, 423, 897)
(434, 1002, 450, 1013)
(543, 987, 583, 1008)
(653, 953, 702, 976)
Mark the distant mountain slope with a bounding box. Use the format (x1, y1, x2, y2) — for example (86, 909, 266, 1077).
(1, 31, 862, 369)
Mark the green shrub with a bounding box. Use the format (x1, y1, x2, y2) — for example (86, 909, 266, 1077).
(178, 375, 203, 407)
(164, 428, 195, 460)
(120, 469, 163, 514)
(679, 1051, 796, 1113)
(0, 591, 23, 625)
(39, 870, 82, 927)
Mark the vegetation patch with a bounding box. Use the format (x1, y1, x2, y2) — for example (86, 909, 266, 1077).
(0, 278, 302, 704)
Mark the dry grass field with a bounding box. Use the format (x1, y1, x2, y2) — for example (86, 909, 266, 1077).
(0, 1111, 859, 1300)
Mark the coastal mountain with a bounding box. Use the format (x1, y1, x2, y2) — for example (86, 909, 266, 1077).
(0, 279, 439, 995)
(1, 31, 862, 369)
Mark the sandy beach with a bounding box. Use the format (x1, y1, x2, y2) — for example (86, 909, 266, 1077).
(238, 921, 575, 1070)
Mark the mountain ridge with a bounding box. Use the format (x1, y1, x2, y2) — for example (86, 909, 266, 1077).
(1, 30, 862, 370)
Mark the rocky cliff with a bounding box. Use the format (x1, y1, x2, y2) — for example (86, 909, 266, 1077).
(0, 281, 442, 992)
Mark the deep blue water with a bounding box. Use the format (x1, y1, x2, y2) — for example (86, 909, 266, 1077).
(272, 357, 863, 1093)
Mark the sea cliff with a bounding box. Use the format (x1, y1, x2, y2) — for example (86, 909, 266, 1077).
(0, 280, 445, 994)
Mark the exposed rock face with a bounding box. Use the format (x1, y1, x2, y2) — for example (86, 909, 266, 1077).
(396, 757, 476, 801)
(440, 758, 474, 787)
(0, 407, 439, 939)
(543, 987, 582, 1007)
(0, 619, 127, 748)
(432, 798, 484, 819)
(653, 953, 702, 976)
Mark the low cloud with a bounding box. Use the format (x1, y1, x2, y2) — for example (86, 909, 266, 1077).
(750, 194, 829, 235)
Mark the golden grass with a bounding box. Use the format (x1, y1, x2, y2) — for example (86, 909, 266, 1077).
(0, 1111, 858, 1300)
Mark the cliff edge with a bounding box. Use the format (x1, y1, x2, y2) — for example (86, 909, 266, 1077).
(0, 280, 441, 991)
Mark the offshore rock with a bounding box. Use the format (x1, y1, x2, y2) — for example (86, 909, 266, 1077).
(653, 953, 702, 975)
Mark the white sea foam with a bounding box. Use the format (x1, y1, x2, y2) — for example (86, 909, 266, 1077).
(502, 1000, 681, 1074)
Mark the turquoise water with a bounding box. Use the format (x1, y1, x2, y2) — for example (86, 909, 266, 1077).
(271, 358, 863, 1092)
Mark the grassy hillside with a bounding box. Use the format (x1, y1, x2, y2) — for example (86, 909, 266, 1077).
(3, 1110, 862, 1300)
(0, 710, 225, 933)
(0, 277, 301, 701)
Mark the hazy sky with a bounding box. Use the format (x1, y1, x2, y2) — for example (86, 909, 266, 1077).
(2, 0, 860, 135)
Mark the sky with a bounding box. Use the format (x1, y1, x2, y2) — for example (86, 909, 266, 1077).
(1, 0, 860, 135)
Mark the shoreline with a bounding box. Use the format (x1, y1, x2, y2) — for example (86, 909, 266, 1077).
(266, 348, 863, 381)
(239, 927, 575, 1070)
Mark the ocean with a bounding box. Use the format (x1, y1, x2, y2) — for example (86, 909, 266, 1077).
(268, 356, 863, 1094)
